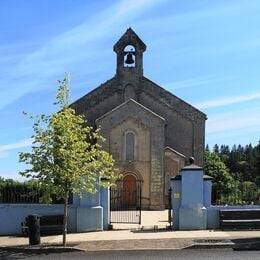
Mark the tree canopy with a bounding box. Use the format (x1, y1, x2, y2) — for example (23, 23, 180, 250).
(204, 150, 234, 195)
(19, 74, 116, 245)
(205, 142, 260, 205)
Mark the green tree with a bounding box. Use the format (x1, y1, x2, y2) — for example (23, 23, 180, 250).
(252, 141, 260, 186)
(240, 181, 259, 204)
(213, 144, 220, 154)
(204, 150, 234, 203)
(219, 145, 230, 166)
(19, 74, 116, 246)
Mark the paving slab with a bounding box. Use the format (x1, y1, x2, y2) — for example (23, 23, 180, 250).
(79, 238, 194, 251)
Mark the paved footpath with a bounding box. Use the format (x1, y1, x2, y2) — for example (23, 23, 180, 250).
(0, 230, 260, 251)
(0, 211, 259, 251)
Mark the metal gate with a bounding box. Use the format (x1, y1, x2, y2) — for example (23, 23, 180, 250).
(110, 180, 142, 224)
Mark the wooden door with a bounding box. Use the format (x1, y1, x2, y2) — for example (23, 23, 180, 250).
(123, 175, 137, 206)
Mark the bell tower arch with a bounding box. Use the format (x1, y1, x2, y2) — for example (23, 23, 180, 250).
(113, 28, 146, 76)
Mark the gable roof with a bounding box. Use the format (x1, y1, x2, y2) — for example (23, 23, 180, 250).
(96, 98, 165, 123)
(70, 74, 207, 122)
(141, 77, 207, 121)
(165, 146, 186, 159)
(113, 27, 146, 53)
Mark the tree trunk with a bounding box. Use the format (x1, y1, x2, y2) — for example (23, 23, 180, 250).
(63, 191, 69, 247)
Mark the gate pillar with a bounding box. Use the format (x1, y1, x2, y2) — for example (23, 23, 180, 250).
(171, 158, 212, 230)
(100, 178, 110, 230)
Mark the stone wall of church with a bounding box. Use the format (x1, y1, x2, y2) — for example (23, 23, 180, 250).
(109, 118, 151, 209)
(138, 80, 205, 166)
(96, 100, 165, 209)
(164, 149, 186, 206)
(71, 77, 122, 126)
(193, 121, 206, 166)
(71, 75, 205, 166)
(138, 92, 195, 160)
(149, 124, 165, 210)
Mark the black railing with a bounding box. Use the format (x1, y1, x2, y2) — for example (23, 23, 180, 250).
(212, 186, 260, 206)
(168, 187, 172, 228)
(0, 184, 73, 204)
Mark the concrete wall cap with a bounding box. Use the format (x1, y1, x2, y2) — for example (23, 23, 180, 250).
(181, 164, 203, 171)
(171, 174, 213, 181)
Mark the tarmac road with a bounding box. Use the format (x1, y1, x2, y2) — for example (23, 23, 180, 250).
(1, 249, 259, 260)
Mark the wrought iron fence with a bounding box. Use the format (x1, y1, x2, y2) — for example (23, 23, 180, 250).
(212, 185, 260, 206)
(0, 184, 72, 204)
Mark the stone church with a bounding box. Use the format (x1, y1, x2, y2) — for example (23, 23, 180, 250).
(71, 28, 207, 209)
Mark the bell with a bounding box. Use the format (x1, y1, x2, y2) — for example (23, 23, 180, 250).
(125, 52, 134, 64)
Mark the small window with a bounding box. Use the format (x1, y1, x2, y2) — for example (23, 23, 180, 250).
(124, 45, 135, 67)
(125, 132, 135, 161)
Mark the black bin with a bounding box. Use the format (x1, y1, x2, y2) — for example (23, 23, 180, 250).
(28, 214, 41, 245)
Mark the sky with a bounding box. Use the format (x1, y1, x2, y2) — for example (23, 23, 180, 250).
(0, 0, 260, 180)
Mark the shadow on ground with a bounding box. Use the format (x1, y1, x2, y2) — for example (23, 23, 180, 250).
(131, 227, 172, 233)
(232, 237, 260, 251)
(192, 237, 260, 251)
(0, 245, 80, 260)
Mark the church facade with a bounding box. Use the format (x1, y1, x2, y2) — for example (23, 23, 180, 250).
(71, 28, 207, 209)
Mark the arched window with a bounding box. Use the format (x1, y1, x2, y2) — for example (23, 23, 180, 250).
(125, 132, 135, 161)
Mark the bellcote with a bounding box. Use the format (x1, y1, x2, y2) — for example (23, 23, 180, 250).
(114, 28, 146, 76)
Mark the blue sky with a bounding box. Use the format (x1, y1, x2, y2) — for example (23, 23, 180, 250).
(0, 0, 260, 180)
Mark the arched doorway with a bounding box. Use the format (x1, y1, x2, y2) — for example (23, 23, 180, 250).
(123, 174, 137, 206)
(110, 173, 142, 224)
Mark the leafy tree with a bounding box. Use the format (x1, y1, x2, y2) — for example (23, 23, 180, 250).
(204, 150, 234, 203)
(19, 74, 116, 246)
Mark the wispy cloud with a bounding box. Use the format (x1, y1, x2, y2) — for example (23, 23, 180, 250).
(206, 126, 260, 147)
(139, 0, 260, 64)
(0, 138, 32, 158)
(205, 106, 260, 146)
(0, 0, 165, 110)
(207, 113, 260, 134)
(164, 76, 217, 91)
(206, 105, 260, 134)
(195, 91, 260, 109)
